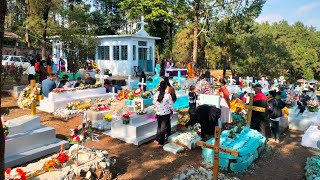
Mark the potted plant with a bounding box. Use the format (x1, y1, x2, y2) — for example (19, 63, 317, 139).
(122, 113, 130, 124)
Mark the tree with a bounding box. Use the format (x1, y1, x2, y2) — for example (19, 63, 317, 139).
(0, 0, 7, 177)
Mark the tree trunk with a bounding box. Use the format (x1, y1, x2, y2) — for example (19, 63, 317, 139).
(156, 46, 160, 64)
(169, 22, 174, 61)
(25, 0, 31, 47)
(192, 0, 200, 66)
(41, 2, 51, 60)
(0, 0, 7, 177)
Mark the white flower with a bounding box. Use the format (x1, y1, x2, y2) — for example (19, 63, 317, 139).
(79, 135, 84, 141)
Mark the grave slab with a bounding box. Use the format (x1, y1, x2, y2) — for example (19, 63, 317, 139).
(163, 143, 185, 154)
(201, 127, 266, 173)
(301, 125, 320, 149)
(168, 131, 201, 150)
(288, 106, 318, 131)
(5, 115, 69, 168)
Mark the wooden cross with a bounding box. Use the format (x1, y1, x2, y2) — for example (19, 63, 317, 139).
(30, 80, 43, 116)
(197, 126, 239, 180)
(236, 93, 266, 127)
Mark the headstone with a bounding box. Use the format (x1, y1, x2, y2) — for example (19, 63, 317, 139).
(197, 94, 220, 108)
(5, 115, 69, 168)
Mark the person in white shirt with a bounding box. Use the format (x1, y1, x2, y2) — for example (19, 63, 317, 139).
(153, 81, 174, 145)
(52, 54, 59, 72)
(23, 60, 36, 84)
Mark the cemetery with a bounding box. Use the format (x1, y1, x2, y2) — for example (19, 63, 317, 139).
(1, 1, 320, 179)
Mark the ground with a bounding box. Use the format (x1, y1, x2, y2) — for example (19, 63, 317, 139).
(1, 78, 319, 180)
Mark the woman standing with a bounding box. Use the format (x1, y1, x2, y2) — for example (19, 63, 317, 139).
(217, 79, 231, 128)
(24, 59, 36, 84)
(38, 62, 49, 84)
(153, 81, 174, 145)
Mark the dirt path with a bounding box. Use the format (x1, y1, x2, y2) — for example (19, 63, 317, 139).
(1, 93, 319, 180)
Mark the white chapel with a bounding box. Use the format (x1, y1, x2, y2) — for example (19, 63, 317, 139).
(95, 17, 160, 76)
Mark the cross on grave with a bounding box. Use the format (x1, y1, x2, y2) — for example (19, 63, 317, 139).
(173, 71, 186, 87)
(228, 76, 234, 85)
(30, 79, 43, 116)
(237, 93, 266, 127)
(197, 126, 239, 180)
(138, 78, 147, 92)
(126, 75, 134, 89)
(95, 68, 109, 86)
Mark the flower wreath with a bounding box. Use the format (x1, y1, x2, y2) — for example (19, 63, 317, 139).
(69, 121, 93, 144)
(17, 84, 41, 109)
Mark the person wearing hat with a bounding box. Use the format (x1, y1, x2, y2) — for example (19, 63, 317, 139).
(251, 84, 271, 138)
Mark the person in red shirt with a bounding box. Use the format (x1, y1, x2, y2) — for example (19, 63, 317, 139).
(240, 91, 247, 103)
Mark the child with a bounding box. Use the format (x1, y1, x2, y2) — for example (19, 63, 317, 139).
(73, 77, 82, 88)
(185, 85, 197, 127)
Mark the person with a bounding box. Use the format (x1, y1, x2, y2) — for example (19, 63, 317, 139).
(59, 56, 66, 72)
(74, 77, 82, 88)
(109, 80, 122, 93)
(153, 81, 173, 145)
(52, 54, 59, 72)
(240, 91, 248, 103)
(216, 79, 232, 128)
(185, 104, 220, 140)
(195, 74, 210, 95)
(205, 70, 211, 83)
(46, 54, 53, 74)
(164, 77, 177, 103)
(23, 60, 36, 84)
(42, 73, 57, 97)
(251, 84, 271, 138)
(84, 73, 96, 85)
(268, 90, 286, 143)
(297, 90, 309, 116)
(186, 85, 197, 127)
(58, 74, 71, 88)
(38, 61, 49, 84)
(139, 71, 147, 91)
(160, 58, 166, 77)
(104, 79, 111, 93)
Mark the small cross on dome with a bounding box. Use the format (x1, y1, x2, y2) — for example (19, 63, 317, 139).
(138, 16, 148, 31)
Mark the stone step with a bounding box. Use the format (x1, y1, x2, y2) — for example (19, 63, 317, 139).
(5, 126, 57, 157)
(111, 113, 178, 138)
(6, 115, 41, 135)
(5, 139, 69, 168)
(107, 119, 178, 145)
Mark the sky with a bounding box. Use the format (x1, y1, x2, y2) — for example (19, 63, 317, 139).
(256, 0, 320, 30)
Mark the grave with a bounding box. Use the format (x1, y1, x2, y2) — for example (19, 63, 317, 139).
(10, 85, 26, 98)
(167, 131, 201, 150)
(174, 90, 189, 110)
(201, 126, 266, 173)
(301, 111, 320, 149)
(197, 94, 221, 108)
(5, 115, 69, 168)
(37, 88, 115, 113)
(105, 106, 179, 145)
(288, 105, 318, 131)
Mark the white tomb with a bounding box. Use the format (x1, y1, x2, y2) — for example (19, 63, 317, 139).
(37, 88, 115, 113)
(197, 94, 221, 108)
(288, 106, 318, 131)
(5, 115, 69, 168)
(105, 106, 178, 145)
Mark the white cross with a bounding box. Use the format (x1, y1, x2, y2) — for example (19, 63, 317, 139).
(228, 75, 234, 85)
(138, 78, 147, 92)
(138, 16, 148, 31)
(126, 75, 134, 90)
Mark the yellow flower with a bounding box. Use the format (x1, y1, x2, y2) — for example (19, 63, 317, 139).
(283, 107, 289, 118)
(104, 114, 113, 121)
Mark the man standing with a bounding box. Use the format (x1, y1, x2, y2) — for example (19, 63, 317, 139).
(251, 84, 271, 138)
(42, 73, 57, 97)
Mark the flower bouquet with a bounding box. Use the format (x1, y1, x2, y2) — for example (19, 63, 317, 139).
(5, 168, 26, 180)
(122, 113, 130, 124)
(17, 83, 41, 109)
(52, 88, 65, 93)
(1, 116, 9, 141)
(307, 100, 319, 112)
(104, 114, 113, 121)
(140, 91, 151, 99)
(70, 121, 93, 144)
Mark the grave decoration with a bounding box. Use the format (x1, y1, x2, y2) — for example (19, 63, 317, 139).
(307, 100, 319, 112)
(172, 80, 181, 90)
(285, 92, 296, 108)
(5, 146, 113, 180)
(17, 82, 41, 109)
(122, 113, 131, 124)
(1, 116, 9, 141)
(167, 131, 201, 150)
(305, 154, 320, 180)
(198, 127, 239, 179)
(136, 109, 147, 115)
(200, 126, 266, 174)
(104, 113, 113, 121)
(230, 99, 246, 123)
(109, 100, 131, 117)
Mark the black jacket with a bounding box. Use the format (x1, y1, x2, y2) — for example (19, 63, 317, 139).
(268, 98, 286, 119)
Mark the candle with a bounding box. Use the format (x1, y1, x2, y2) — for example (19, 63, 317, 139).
(60, 144, 64, 153)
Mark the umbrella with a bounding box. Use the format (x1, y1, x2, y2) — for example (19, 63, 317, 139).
(308, 79, 318, 84)
(297, 79, 307, 83)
